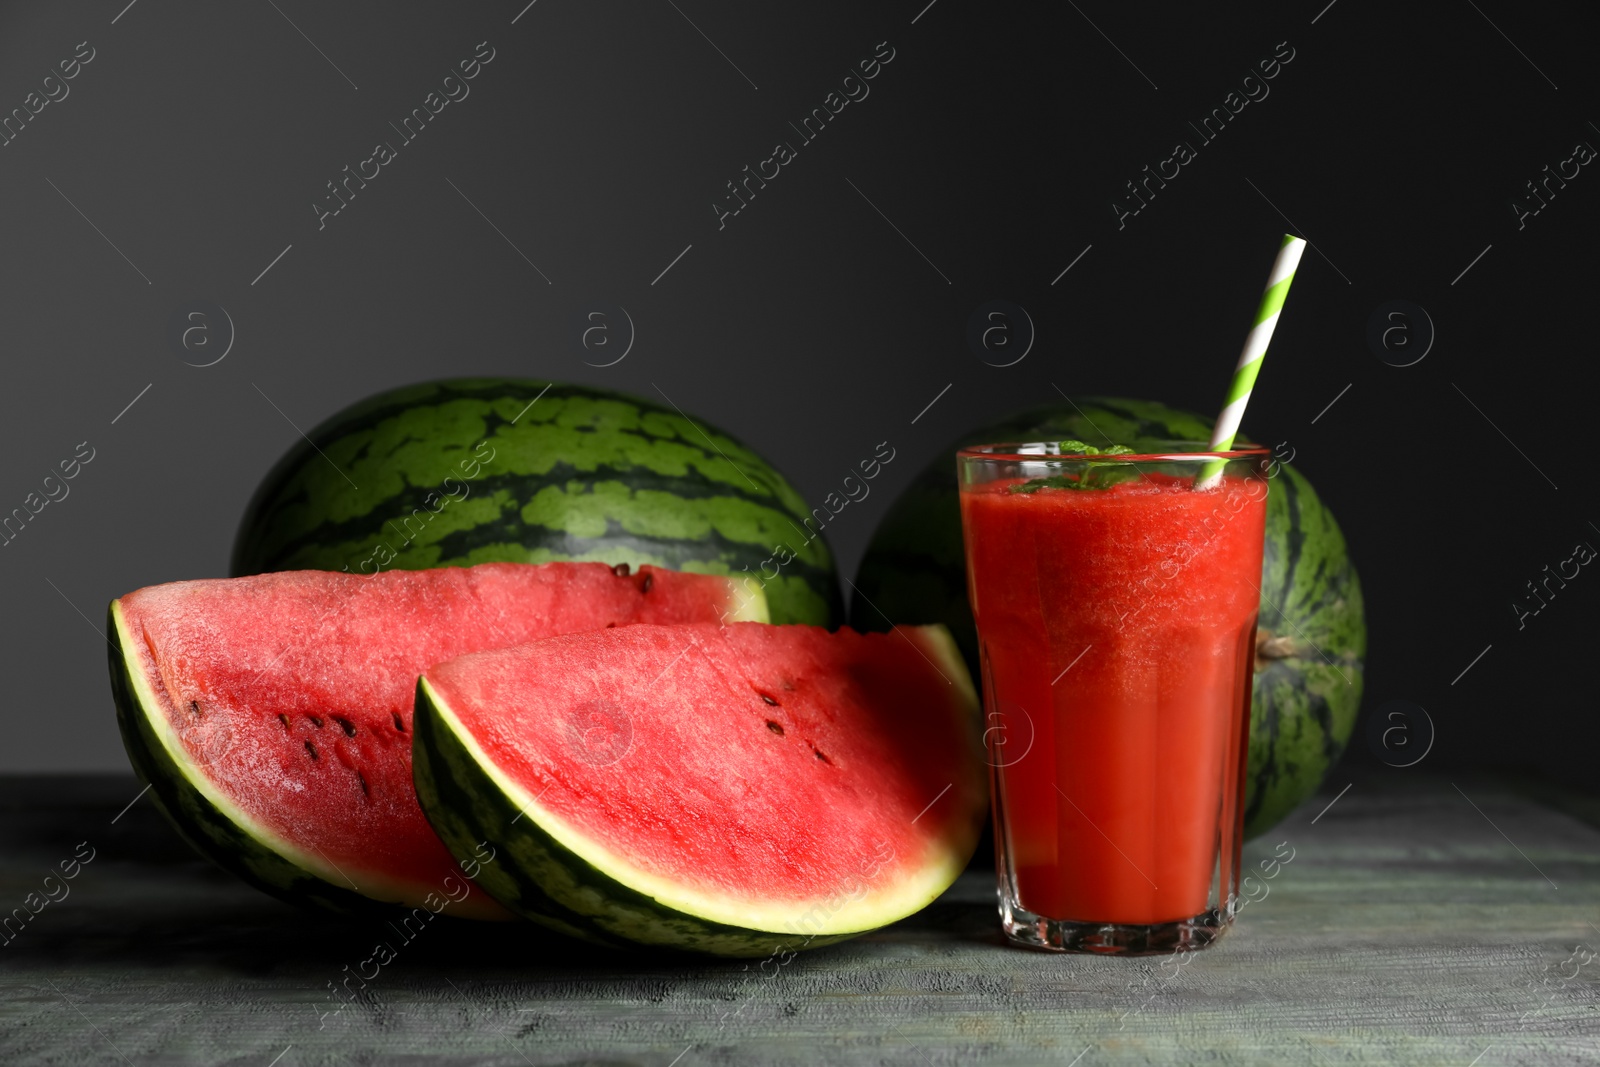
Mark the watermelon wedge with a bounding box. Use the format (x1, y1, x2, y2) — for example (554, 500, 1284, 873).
(412, 622, 986, 956)
(109, 563, 766, 918)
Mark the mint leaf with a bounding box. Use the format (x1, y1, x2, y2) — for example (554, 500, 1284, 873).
(1008, 475, 1079, 493)
(1056, 440, 1136, 456)
(1081, 463, 1141, 489)
(1007, 442, 1141, 493)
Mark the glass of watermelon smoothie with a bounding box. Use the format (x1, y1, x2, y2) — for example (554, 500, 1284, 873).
(958, 441, 1271, 954)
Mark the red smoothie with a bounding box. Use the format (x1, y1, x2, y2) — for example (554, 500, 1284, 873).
(961, 470, 1265, 925)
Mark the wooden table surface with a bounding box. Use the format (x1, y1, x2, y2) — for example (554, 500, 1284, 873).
(1, 772, 1596, 1066)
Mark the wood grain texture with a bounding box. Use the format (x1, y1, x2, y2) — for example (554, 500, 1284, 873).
(0, 773, 1596, 1065)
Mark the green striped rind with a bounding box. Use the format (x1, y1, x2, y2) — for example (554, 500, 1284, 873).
(411, 681, 857, 958)
(850, 397, 1366, 840)
(231, 379, 841, 627)
(108, 604, 375, 915)
(1246, 464, 1366, 834)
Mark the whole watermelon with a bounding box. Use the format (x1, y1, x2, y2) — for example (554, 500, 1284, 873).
(851, 398, 1365, 838)
(233, 379, 841, 626)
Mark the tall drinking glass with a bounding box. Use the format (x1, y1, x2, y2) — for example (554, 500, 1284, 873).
(958, 442, 1270, 954)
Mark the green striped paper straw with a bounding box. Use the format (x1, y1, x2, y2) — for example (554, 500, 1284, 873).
(1195, 233, 1307, 490)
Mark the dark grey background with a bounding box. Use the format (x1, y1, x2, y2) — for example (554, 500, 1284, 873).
(1, 0, 1592, 788)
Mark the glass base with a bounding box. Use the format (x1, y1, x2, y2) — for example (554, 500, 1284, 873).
(999, 894, 1233, 955)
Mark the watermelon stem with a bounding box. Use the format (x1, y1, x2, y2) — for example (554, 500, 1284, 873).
(1254, 630, 1299, 671)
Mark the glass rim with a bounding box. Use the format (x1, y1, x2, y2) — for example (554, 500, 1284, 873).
(957, 439, 1271, 464)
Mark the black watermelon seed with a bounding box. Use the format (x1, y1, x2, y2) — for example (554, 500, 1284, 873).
(309, 716, 324, 728)
(640, 572, 654, 594)
(760, 694, 778, 706)
(611, 562, 630, 577)
(305, 740, 318, 760)
(392, 712, 405, 732)
(335, 717, 356, 737)
(766, 721, 784, 736)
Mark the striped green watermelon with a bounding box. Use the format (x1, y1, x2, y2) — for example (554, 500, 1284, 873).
(232, 379, 841, 627)
(851, 398, 1365, 838)
(109, 562, 765, 917)
(412, 622, 987, 957)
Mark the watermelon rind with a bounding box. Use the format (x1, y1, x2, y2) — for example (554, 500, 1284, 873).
(108, 601, 508, 917)
(231, 378, 841, 628)
(1246, 463, 1366, 835)
(110, 566, 766, 919)
(411, 625, 983, 958)
(851, 397, 1366, 840)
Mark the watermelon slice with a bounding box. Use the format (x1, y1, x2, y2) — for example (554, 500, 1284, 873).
(109, 563, 766, 918)
(412, 622, 986, 956)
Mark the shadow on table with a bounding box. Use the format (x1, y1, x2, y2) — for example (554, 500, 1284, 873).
(16, 875, 1009, 982)
(2, 781, 1010, 982)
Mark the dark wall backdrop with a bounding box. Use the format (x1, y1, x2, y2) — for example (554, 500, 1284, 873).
(2, 0, 1593, 786)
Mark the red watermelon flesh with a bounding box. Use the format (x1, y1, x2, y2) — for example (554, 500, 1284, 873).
(111, 563, 763, 918)
(418, 623, 986, 945)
